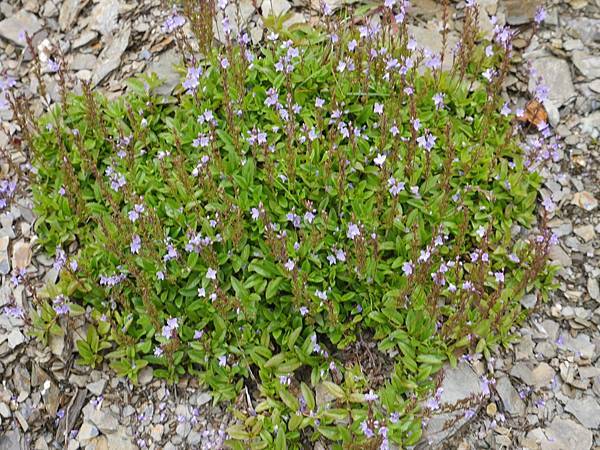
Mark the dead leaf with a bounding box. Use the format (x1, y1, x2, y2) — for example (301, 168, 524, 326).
(517, 99, 548, 127)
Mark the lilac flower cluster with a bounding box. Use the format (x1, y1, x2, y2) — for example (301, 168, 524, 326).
(99, 271, 127, 287)
(0, 75, 15, 111)
(161, 8, 185, 33)
(105, 165, 126, 192)
(52, 295, 70, 315)
(161, 317, 179, 339)
(0, 179, 17, 210)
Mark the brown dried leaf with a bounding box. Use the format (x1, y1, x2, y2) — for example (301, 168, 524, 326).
(517, 99, 548, 127)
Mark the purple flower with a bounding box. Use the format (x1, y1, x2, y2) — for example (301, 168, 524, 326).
(464, 409, 476, 420)
(99, 272, 127, 287)
(534, 6, 546, 24)
(161, 317, 179, 339)
(156, 271, 165, 280)
(426, 397, 440, 411)
(411, 118, 420, 131)
(416, 131, 436, 151)
(154, 346, 164, 357)
(482, 68, 495, 82)
(183, 67, 202, 93)
(284, 259, 295, 271)
(162, 10, 185, 33)
(347, 222, 360, 240)
(360, 420, 374, 438)
(480, 377, 492, 396)
(433, 92, 445, 110)
(163, 243, 178, 262)
(374, 153, 386, 167)
(542, 196, 555, 212)
(47, 58, 60, 73)
(130, 234, 141, 254)
(194, 330, 204, 339)
(53, 246, 67, 272)
(373, 103, 384, 115)
(388, 177, 405, 197)
(364, 390, 378, 402)
(535, 84, 549, 103)
(206, 267, 217, 280)
(315, 97, 325, 108)
(299, 306, 309, 316)
(315, 290, 327, 300)
(402, 261, 414, 276)
(220, 57, 229, 69)
(494, 271, 504, 283)
(53, 295, 70, 315)
(218, 355, 227, 367)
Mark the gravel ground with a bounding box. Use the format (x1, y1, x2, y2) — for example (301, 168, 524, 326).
(0, 0, 599, 449)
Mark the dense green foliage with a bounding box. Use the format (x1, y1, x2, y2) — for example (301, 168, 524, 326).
(26, 8, 555, 448)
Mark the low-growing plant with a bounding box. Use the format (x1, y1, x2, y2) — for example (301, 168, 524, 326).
(3, 0, 558, 448)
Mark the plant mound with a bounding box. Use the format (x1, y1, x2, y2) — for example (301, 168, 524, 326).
(26, 5, 555, 448)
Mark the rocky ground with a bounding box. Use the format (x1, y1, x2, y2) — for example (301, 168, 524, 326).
(0, 0, 598, 449)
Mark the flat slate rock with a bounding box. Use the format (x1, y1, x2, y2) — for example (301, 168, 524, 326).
(419, 362, 483, 447)
(0, 10, 42, 45)
(528, 57, 576, 108)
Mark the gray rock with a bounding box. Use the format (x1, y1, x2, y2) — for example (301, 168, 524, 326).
(196, 392, 211, 406)
(495, 376, 525, 416)
(261, 0, 291, 17)
(138, 366, 153, 385)
(59, 0, 89, 31)
(0, 402, 11, 418)
(90, 0, 121, 36)
(70, 54, 98, 71)
(88, 409, 118, 434)
(187, 430, 202, 445)
(503, 0, 541, 25)
(0, 430, 24, 450)
(0, 10, 42, 46)
(92, 28, 130, 87)
(561, 333, 595, 360)
(78, 421, 99, 442)
(565, 396, 600, 429)
(580, 112, 600, 138)
(408, 24, 458, 71)
(6, 329, 25, 349)
(146, 49, 181, 97)
(526, 417, 592, 450)
(214, 1, 255, 43)
(511, 362, 555, 388)
(0, 236, 9, 274)
(566, 17, 600, 45)
(528, 58, 576, 108)
(73, 31, 98, 50)
(590, 79, 600, 93)
(548, 244, 571, 267)
(105, 428, 136, 450)
(419, 362, 483, 447)
(86, 379, 107, 396)
(588, 278, 600, 301)
(11, 241, 31, 271)
(520, 294, 537, 309)
(572, 51, 600, 80)
(176, 421, 191, 438)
